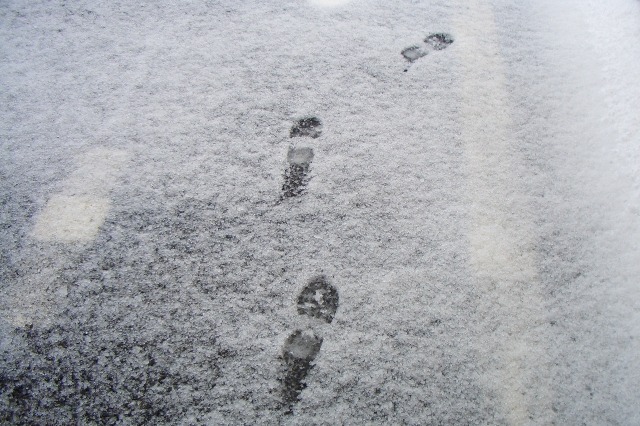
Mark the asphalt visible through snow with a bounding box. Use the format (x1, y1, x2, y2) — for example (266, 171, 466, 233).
(1, 0, 639, 424)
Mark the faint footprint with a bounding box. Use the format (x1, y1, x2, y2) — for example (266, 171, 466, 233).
(402, 32, 454, 72)
(402, 45, 429, 64)
(290, 117, 322, 139)
(281, 147, 314, 199)
(281, 275, 339, 414)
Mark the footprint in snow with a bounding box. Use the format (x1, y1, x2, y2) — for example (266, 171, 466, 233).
(281, 275, 339, 414)
(296, 275, 339, 323)
(402, 32, 454, 71)
(402, 45, 429, 64)
(280, 117, 322, 200)
(281, 146, 314, 199)
(290, 117, 322, 139)
(425, 32, 454, 50)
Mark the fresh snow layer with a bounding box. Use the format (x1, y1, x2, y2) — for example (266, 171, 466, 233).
(308, 0, 353, 7)
(1, 0, 639, 424)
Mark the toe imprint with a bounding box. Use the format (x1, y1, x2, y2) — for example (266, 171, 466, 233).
(425, 33, 454, 50)
(296, 275, 339, 323)
(290, 117, 322, 139)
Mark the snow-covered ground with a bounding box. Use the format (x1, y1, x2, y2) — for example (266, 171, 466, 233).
(1, 0, 639, 424)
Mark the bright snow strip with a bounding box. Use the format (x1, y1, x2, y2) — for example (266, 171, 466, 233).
(32, 148, 129, 242)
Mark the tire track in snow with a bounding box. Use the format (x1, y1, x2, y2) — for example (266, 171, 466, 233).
(453, 2, 552, 423)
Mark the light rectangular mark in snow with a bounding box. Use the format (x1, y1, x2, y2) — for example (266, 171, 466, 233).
(32, 148, 130, 242)
(32, 195, 110, 242)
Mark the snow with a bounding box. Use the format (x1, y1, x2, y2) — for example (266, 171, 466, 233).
(32, 148, 130, 241)
(309, 0, 353, 7)
(1, 0, 639, 424)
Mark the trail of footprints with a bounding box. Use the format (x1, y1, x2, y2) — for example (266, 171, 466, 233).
(275, 32, 452, 410)
(278, 118, 340, 413)
(402, 32, 454, 71)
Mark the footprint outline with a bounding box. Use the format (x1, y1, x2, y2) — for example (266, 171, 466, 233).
(279, 117, 322, 200)
(281, 275, 339, 414)
(402, 32, 455, 71)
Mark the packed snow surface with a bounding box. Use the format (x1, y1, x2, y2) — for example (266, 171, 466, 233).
(1, 0, 639, 424)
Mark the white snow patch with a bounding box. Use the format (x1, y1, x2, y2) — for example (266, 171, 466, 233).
(32, 148, 130, 242)
(308, 0, 353, 7)
(32, 195, 110, 242)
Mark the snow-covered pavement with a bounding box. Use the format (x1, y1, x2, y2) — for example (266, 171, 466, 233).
(1, 0, 639, 424)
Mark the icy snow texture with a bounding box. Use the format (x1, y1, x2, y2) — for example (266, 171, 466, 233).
(0, 0, 639, 424)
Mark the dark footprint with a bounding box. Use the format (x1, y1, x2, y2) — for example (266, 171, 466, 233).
(280, 276, 339, 413)
(297, 275, 339, 323)
(281, 147, 314, 199)
(425, 32, 454, 50)
(281, 330, 323, 413)
(290, 117, 322, 139)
